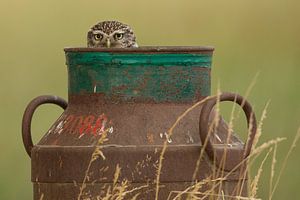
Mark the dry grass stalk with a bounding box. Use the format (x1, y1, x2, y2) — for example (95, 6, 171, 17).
(130, 193, 140, 200)
(268, 143, 277, 200)
(121, 184, 149, 197)
(236, 112, 256, 199)
(155, 95, 216, 200)
(250, 148, 272, 198)
(39, 193, 44, 200)
(173, 191, 261, 200)
(229, 74, 260, 197)
(113, 164, 121, 187)
(269, 127, 300, 199)
(78, 129, 149, 200)
(178, 92, 220, 200)
(229, 75, 260, 199)
(169, 176, 222, 200)
(221, 190, 225, 200)
(188, 90, 223, 200)
(192, 136, 285, 200)
(174, 91, 280, 200)
(78, 130, 109, 200)
(101, 180, 129, 200)
(215, 92, 236, 196)
(252, 102, 270, 151)
(180, 96, 292, 200)
(251, 138, 286, 156)
(76, 83, 298, 200)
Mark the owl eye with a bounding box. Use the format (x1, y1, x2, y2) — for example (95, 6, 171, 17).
(93, 33, 103, 40)
(114, 33, 124, 40)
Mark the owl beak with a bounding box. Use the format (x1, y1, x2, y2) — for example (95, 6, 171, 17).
(105, 39, 111, 48)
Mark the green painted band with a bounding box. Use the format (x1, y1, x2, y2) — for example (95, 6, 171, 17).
(65, 52, 213, 103)
(66, 52, 212, 68)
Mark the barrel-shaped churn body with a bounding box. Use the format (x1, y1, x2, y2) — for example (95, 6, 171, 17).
(23, 47, 256, 200)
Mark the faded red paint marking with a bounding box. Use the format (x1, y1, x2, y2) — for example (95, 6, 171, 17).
(63, 113, 109, 135)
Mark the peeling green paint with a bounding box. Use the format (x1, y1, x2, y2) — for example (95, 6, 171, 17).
(65, 52, 213, 102)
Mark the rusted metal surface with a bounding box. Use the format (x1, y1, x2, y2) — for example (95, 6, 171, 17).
(65, 47, 213, 103)
(33, 181, 247, 200)
(32, 145, 244, 183)
(22, 46, 257, 199)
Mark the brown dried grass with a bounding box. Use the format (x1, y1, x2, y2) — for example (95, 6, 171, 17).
(76, 83, 299, 199)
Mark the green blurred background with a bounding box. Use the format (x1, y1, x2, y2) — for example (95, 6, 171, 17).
(0, 0, 299, 199)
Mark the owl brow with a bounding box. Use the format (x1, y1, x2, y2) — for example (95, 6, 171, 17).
(111, 30, 125, 35)
(92, 30, 106, 35)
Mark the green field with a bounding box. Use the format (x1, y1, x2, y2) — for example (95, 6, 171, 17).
(0, 0, 299, 199)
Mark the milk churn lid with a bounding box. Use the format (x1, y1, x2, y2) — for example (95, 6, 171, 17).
(64, 46, 215, 53)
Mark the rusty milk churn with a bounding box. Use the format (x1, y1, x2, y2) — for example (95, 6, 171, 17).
(22, 47, 257, 200)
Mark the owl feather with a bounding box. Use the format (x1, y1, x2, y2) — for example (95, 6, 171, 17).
(87, 21, 138, 48)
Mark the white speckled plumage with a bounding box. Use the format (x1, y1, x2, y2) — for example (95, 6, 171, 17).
(87, 21, 138, 48)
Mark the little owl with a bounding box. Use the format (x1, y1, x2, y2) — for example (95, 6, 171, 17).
(87, 21, 138, 48)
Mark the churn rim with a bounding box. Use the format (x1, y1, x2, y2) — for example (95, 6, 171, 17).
(64, 46, 214, 53)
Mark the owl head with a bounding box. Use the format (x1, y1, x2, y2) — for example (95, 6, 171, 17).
(87, 21, 138, 48)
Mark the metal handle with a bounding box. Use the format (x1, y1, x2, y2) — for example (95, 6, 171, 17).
(199, 92, 257, 170)
(22, 95, 68, 157)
